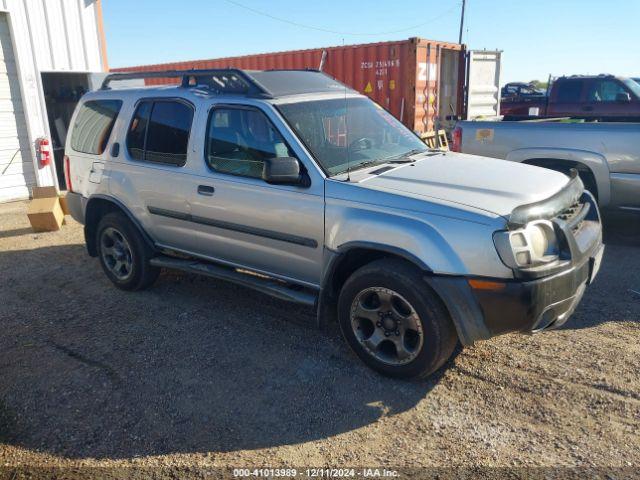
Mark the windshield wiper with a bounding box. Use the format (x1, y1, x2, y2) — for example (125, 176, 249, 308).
(384, 148, 428, 163)
(348, 159, 380, 171)
(334, 149, 429, 177)
(386, 158, 415, 164)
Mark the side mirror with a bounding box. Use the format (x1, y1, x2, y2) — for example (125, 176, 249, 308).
(616, 92, 631, 103)
(262, 157, 301, 185)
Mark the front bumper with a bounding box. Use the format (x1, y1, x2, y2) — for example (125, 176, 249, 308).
(427, 188, 604, 345)
(470, 243, 604, 335)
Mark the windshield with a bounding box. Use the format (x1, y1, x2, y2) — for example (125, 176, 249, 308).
(622, 78, 640, 99)
(278, 97, 428, 176)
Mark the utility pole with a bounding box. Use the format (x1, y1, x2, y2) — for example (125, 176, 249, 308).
(458, 0, 466, 44)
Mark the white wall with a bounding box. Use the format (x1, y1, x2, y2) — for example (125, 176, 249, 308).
(0, 0, 105, 195)
(1, 12, 34, 201)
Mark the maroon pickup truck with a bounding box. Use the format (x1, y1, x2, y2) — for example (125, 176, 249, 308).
(501, 75, 640, 120)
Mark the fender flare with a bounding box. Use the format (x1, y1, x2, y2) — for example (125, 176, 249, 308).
(334, 241, 433, 272)
(318, 242, 431, 304)
(316, 242, 433, 327)
(506, 147, 611, 206)
(84, 194, 156, 256)
(317, 243, 488, 345)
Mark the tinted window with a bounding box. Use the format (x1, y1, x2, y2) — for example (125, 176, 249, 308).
(70, 100, 122, 155)
(146, 101, 193, 164)
(555, 80, 583, 103)
(587, 80, 628, 102)
(126, 100, 193, 165)
(205, 108, 295, 179)
(126, 101, 151, 161)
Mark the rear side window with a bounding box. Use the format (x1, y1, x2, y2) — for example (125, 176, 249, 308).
(555, 80, 583, 103)
(70, 100, 122, 155)
(126, 100, 194, 166)
(127, 101, 151, 161)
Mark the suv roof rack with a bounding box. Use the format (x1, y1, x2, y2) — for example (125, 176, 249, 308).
(100, 68, 354, 98)
(100, 68, 274, 98)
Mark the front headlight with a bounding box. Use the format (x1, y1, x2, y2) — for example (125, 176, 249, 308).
(494, 220, 559, 269)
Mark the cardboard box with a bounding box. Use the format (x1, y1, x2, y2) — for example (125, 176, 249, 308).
(58, 192, 70, 216)
(27, 196, 64, 232)
(31, 186, 70, 216)
(32, 186, 59, 199)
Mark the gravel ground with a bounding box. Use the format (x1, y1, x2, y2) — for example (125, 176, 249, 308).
(0, 201, 638, 479)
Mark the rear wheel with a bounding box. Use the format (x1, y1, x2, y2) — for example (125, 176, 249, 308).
(96, 212, 159, 291)
(338, 259, 458, 379)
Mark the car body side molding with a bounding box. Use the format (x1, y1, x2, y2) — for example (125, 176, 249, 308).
(147, 206, 319, 248)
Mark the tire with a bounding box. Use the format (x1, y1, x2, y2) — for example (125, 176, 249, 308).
(338, 258, 458, 380)
(96, 212, 159, 291)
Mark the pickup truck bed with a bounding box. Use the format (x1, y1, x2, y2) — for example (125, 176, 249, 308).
(453, 121, 640, 213)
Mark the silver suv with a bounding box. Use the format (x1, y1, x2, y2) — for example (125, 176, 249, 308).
(64, 69, 604, 379)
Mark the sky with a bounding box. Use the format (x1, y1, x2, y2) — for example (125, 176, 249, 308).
(102, 0, 640, 83)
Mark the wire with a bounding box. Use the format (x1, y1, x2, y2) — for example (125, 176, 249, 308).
(223, 0, 461, 36)
(1, 149, 20, 176)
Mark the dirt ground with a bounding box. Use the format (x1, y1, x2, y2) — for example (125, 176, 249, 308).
(0, 200, 638, 479)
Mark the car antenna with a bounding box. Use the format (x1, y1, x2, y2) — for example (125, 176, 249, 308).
(343, 38, 351, 182)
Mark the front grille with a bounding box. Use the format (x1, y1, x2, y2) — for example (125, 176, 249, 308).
(556, 200, 589, 234)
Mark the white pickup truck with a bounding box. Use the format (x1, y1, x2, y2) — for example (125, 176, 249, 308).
(452, 121, 640, 214)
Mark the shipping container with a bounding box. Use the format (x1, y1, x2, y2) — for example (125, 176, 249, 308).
(112, 38, 501, 135)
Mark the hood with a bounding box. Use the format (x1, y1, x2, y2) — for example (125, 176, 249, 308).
(358, 152, 570, 218)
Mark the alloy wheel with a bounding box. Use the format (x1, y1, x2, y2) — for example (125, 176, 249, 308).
(100, 227, 134, 281)
(349, 287, 424, 366)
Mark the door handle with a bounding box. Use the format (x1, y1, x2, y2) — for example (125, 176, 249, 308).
(197, 185, 215, 196)
(110, 142, 120, 157)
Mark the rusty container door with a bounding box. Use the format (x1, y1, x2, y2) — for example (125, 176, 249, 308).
(413, 39, 464, 134)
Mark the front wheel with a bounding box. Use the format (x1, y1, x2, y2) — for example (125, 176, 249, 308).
(338, 259, 458, 379)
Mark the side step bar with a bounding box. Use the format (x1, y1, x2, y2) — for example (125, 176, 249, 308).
(150, 255, 317, 307)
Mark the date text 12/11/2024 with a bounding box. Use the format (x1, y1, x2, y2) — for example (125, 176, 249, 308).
(233, 468, 400, 478)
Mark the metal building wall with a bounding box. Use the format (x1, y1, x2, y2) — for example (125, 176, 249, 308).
(0, 11, 33, 201)
(0, 0, 106, 198)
